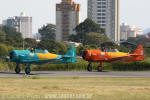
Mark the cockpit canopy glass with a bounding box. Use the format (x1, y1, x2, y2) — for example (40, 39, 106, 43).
(105, 49, 119, 52)
(28, 48, 49, 54)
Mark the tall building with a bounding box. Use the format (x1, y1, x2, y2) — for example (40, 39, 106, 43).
(3, 12, 32, 39)
(56, 0, 80, 42)
(88, 0, 120, 41)
(120, 23, 143, 40)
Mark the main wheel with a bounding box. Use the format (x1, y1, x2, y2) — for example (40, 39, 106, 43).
(87, 63, 92, 72)
(97, 66, 102, 72)
(25, 68, 31, 74)
(15, 67, 21, 74)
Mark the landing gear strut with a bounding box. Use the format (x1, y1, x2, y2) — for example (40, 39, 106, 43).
(25, 64, 31, 74)
(87, 62, 103, 72)
(87, 63, 92, 72)
(97, 62, 103, 72)
(15, 63, 21, 74)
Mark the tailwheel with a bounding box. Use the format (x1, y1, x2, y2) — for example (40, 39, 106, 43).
(87, 63, 92, 72)
(97, 66, 103, 72)
(25, 67, 31, 74)
(25, 64, 31, 74)
(15, 64, 21, 74)
(97, 62, 103, 72)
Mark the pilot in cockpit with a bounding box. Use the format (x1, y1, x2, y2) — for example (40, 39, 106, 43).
(30, 48, 35, 53)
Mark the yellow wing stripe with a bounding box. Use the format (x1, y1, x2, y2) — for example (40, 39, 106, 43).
(107, 52, 128, 58)
(37, 53, 58, 59)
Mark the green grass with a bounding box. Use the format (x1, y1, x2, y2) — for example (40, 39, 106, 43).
(0, 77, 150, 100)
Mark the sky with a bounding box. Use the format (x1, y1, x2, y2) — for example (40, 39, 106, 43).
(0, 0, 150, 33)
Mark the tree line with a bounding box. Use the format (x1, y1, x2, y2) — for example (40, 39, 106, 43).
(1, 18, 149, 58)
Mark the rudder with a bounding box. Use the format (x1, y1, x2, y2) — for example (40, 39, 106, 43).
(134, 45, 144, 56)
(62, 45, 77, 63)
(64, 45, 76, 57)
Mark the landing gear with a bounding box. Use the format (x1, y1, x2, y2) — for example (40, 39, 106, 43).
(87, 63, 92, 72)
(87, 62, 103, 72)
(97, 66, 103, 72)
(15, 64, 21, 74)
(97, 62, 103, 72)
(14, 63, 31, 74)
(25, 64, 31, 74)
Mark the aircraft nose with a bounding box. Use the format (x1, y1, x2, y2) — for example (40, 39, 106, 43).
(6, 51, 15, 62)
(9, 51, 18, 61)
(9, 51, 15, 60)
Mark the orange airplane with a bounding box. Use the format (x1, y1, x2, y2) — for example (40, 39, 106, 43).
(82, 45, 145, 72)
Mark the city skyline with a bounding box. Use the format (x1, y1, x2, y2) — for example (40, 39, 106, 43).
(0, 0, 150, 33)
(3, 12, 32, 39)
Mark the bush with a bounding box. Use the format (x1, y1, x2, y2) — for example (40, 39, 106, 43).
(31, 60, 89, 71)
(31, 59, 150, 71)
(0, 44, 8, 58)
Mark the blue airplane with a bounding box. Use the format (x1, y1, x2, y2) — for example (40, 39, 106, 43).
(7, 45, 77, 74)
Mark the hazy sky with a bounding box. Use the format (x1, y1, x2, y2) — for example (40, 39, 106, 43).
(0, 0, 150, 33)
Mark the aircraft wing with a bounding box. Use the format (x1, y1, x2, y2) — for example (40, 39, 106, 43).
(103, 56, 133, 62)
(31, 58, 63, 64)
(62, 55, 73, 58)
(130, 54, 142, 56)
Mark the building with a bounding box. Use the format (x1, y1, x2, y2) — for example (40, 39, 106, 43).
(56, 0, 80, 42)
(3, 12, 32, 39)
(88, 0, 120, 41)
(120, 23, 143, 40)
(64, 41, 82, 47)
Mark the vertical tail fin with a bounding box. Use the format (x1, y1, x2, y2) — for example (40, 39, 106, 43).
(134, 45, 144, 56)
(64, 45, 76, 57)
(62, 45, 77, 63)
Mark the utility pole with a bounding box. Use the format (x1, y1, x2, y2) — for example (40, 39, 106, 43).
(23, 39, 24, 50)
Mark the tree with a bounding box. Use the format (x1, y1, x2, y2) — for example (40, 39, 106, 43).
(0, 44, 8, 58)
(24, 38, 37, 48)
(39, 24, 56, 40)
(76, 44, 98, 56)
(84, 32, 111, 46)
(126, 35, 147, 46)
(0, 30, 6, 43)
(2, 26, 23, 47)
(75, 18, 105, 34)
(36, 39, 67, 54)
(2, 26, 22, 38)
(69, 18, 106, 44)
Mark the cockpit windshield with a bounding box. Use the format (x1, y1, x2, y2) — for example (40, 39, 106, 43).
(28, 48, 49, 54)
(105, 49, 119, 52)
(35, 49, 49, 54)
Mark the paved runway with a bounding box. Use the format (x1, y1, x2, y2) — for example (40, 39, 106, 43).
(0, 71, 150, 77)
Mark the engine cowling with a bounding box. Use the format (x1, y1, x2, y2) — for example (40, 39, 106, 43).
(82, 49, 109, 62)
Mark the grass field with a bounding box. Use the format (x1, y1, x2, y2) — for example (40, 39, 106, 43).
(0, 77, 150, 100)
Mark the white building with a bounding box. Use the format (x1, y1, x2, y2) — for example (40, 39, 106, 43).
(120, 23, 143, 40)
(56, 0, 80, 42)
(33, 33, 41, 40)
(3, 12, 32, 39)
(64, 41, 82, 47)
(88, 0, 120, 41)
